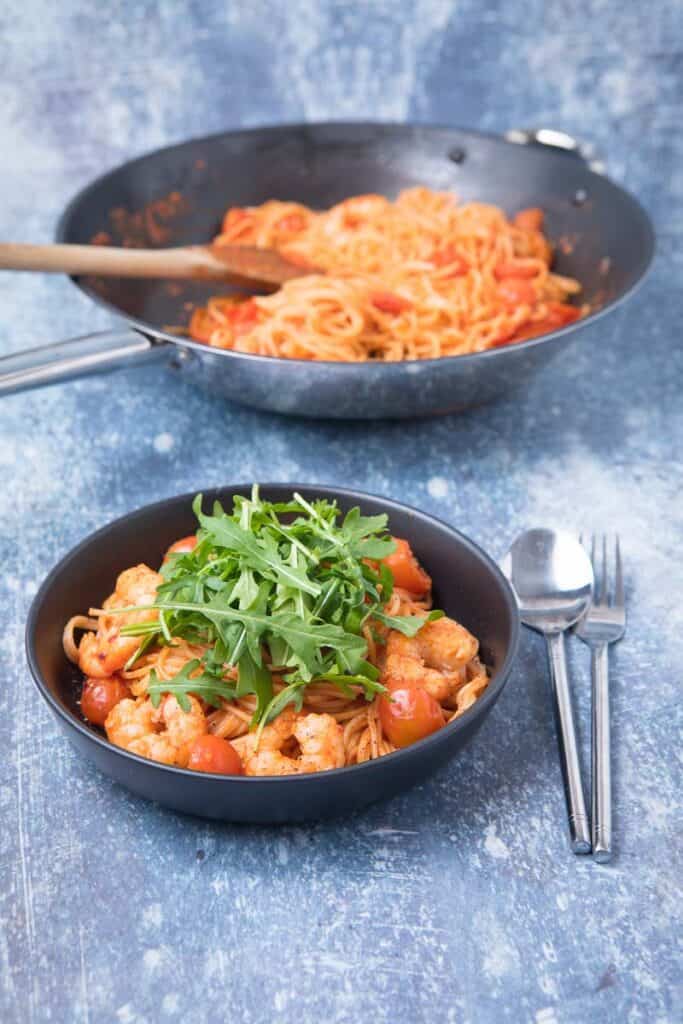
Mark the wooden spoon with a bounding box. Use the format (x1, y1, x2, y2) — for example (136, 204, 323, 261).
(0, 241, 315, 290)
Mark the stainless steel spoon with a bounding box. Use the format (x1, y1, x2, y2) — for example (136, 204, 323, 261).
(501, 529, 593, 854)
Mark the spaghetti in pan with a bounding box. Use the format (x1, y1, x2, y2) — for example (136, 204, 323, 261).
(63, 487, 489, 776)
(189, 188, 584, 361)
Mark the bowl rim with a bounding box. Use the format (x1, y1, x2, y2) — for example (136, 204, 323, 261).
(25, 482, 520, 785)
(57, 118, 656, 372)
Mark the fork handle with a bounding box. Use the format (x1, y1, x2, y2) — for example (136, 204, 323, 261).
(545, 633, 591, 853)
(592, 645, 612, 862)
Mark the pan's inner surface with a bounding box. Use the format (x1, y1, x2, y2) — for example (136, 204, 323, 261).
(58, 124, 653, 341)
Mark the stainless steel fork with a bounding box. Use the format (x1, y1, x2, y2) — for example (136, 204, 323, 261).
(574, 536, 626, 862)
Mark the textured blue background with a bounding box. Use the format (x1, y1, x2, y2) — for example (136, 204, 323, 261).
(1, 3, 681, 1022)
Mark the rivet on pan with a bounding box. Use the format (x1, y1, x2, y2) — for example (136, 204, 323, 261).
(572, 189, 588, 206)
(447, 147, 466, 164)
(169, 348, 191, 371)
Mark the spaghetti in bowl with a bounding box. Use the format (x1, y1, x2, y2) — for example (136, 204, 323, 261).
(26, 484, 519, 822)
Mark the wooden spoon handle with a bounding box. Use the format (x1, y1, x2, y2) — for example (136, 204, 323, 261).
(0, 242, 309, 288)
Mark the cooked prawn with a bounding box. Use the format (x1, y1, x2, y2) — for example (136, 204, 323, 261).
(237, 709, 345, 776)
(78, 564, 162, 677)
(382, 615, 479, 703)
(104, 693, 207, 767)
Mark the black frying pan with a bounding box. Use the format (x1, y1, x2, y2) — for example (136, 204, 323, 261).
(0, 123, 654, 418)
(26, 484, 519, 822)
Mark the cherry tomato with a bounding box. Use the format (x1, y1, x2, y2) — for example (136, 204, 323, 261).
(379, 686, 445, 748)
(81, 676, 129, 727)
(370, 291, 413, 315)
(497, 278, 537, 307)
(382, 537, 432, 596)
(494, 260, 539, 280)
(544, 301, 581, 327)
(187, 735, 244, 775)
(513, 207, 544, 232)
(431, 245, 469, 276)
(164, 535, 198, 561)
(505, 302, 581, 344)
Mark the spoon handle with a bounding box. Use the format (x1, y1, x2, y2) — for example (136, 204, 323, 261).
(545, 632, 591, 853)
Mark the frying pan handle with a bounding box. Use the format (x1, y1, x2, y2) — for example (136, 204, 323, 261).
(505, 128, 606, 175)
(0, 329, 171, 397)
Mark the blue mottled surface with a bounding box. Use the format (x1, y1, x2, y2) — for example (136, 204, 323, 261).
(1, 3, 681, 1022)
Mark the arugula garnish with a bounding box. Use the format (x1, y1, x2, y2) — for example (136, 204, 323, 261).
(115, 486, 440, 726)
(148, 660, 237, 712)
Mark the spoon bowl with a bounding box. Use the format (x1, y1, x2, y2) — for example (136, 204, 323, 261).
(500, 528, 594, 632)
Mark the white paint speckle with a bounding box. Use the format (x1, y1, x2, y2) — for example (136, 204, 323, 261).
(427, 476, 449, 499)
(641, 795, 680, 831)
(142, 903, 163, 929)
(143, 947, 164, 970)
(162, 993, 179, 1015)
(483, 942, 516, 980)
(153, 432, 174, 454)
(483, 823, 509, 860)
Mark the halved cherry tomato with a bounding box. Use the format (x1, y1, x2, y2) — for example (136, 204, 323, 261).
(497, 278, 537, 307)
(502, 302, 582, 345)
(494, 260, 539, 280)
(544, 301, 582, 327)
(81, 676, 129, 727)
(431, 245, 469, 276)
(514, 207, 544, 232)
(187, 735, 244, 775)
(379, 686, 445, 748)
(164, 535, 198, 561)
(370, 291, 413, 315)
(382, 537, 432, 596)
(519, 303, 580, 339)
(276, 213, 307, 233)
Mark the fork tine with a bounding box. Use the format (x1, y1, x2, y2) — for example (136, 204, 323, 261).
(588, 533, 598, 600)
(592, 533, 606, 604)
(614, 535, 624, 609)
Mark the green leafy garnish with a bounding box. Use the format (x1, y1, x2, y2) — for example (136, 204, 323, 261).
(115, 486, 440, 726)
(373, 608, 444, 637)
(147, 660, 237, 712)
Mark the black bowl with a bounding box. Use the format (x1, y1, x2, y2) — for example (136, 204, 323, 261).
(26, 484, 520, 822)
